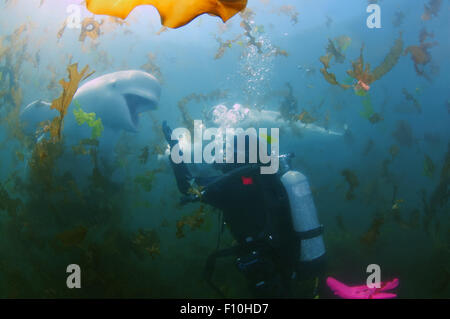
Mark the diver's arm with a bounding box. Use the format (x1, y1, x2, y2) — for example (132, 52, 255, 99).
(202, 164, 260, 198)
(162, 121, 193, 195)
(178, 164, 261, 205)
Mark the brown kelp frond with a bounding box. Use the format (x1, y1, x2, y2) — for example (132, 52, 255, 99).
(372, 33, 403, 81)
(176, 205, 207, 238)
(360, 214, 385, 246)
(341, 169, 359, 200)
(49, 63, 95, 142)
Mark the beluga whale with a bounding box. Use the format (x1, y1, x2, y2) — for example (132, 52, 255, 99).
(20, 70, 161, 178)
(206, 103, 345, 137)
(21, 70, 161, 152)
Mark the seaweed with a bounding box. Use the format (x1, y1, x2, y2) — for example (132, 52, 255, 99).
(360, 214, 385, 246)
(430, 144, 450, 209)
(56, 226, 88, 248)
(72, 138, 99, 158)
(140, 53, 163, 83)
(24, 63, 95, 191)
(433, 268, 450, 295)
(319, 53, 351, 90)
(421, 144, 450, 234)
(392, 120, 414, 148)
(319, 54, 332, 69)
(423, 154, 436, 178)
(92, 50, 113, 72)
(240, 20, 263, 54)
(267, 46, 288, 58)
(73, 100, 104, 139)
(371, 34, 403, 81)
(131, 229, 160, 259)
(0, 114, 168, 298)
(335, 35, 352, 53)
(389, 145, 399, 160)
(56, 21, 67, 42)
(336, 213, 347, 233)
(48, 63, 95, 142)
(326, 38, 346, 64)
(419, 28, 434, 44)
(363, 138, 374, 156)
(368, 113, 383, 124)
(28, 137, 64, 190)
(392, 11, 405, 28)
(102, 16, 130, 33)
(404, 28, 438, 81)
(272, 5, 299, 25)
(320, 34, 403, 91)
(381, 158, 395, 184)
(79, 17, 104, 42)
(134, 168, 162, 192)
(0, 25, 30, 146)
(278, 83, 298, 121)
(0, 183, 23, 217)
(176, 205, 207, 238)
(239, 7, 255, 21)
(297, 110, 316, 124)
(85, 0, 248, 29)
(177, 90, 229, 131)
(360, 95, 374, 119)
(402, 88, 422, 113)
(422, 0, 443, 21)
(214, 35, 242, 59)
(341, 169, 359, 200)
(346, 44, 374, 85)
(319, 67, 351, 90)
(320, 67, 338, 85)
(138, 146, 150, 165)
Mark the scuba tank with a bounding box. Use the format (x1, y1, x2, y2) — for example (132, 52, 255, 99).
(279, 154, 326, 264)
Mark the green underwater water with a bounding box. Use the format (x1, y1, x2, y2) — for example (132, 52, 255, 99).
(0, 0, 449, 298)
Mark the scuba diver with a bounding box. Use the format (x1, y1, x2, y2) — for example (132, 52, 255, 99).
(162, 121, 326, 298)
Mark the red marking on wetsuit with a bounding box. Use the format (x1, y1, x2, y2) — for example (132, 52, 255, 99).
(241, 176, 253, 185)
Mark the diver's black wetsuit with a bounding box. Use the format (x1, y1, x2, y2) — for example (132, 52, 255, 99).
(163, 121, 318, 298)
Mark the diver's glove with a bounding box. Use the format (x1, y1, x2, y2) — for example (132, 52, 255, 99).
(162, 120, 177, 148)
(179, 178, 205, 205)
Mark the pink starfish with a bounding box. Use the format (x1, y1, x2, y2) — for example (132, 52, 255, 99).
(326, 276, 399, 299)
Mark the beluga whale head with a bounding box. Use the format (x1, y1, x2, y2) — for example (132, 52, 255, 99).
(21, 70, 161, 138)
(73, 70, 161, 132)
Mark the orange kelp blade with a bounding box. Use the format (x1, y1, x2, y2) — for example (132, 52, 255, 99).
(86, 0, 248, 29)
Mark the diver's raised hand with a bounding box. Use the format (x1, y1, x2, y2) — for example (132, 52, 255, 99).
(162, 120, 172, 142)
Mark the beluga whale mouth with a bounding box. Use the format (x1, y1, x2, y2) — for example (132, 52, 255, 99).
(124, 92, 157, 128)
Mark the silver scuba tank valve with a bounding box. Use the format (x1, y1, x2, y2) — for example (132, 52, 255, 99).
(279, 153, 295, 175)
